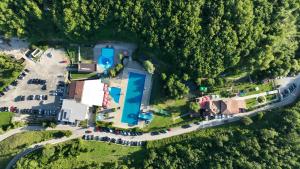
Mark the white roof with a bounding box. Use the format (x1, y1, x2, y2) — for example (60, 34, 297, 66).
(81, 79, 104, 106)
(59, 99, 89, 123)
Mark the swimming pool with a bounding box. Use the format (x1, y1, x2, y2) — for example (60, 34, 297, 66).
(121, 72, 146, 125)
(109, 87, 121, 103)
(98, 48, 114, 70)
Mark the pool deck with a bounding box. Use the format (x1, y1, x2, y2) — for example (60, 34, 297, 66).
(112, 61, 152, 128)
(93, 43, 136, 73)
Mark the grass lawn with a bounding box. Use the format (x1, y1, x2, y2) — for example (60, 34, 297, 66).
(0, 112, 13, 129)
(266, 94, 277, 101)
(213, 81, 274, 97)
(246, 98, 257, 109)
(16, 139, 145, 168)
(0, 130, 71, 167)
(70, 72, 98, 80)
(143, 99, 188, 131)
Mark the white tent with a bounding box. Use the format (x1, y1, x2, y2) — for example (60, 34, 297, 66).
(81, 79, 104, 106)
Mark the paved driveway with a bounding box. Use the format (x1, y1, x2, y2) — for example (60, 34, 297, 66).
(0, 48, 68, 114)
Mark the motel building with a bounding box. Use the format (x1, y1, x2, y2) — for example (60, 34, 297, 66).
(58, 79, 105, 126)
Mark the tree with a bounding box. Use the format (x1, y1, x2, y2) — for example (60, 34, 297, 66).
(188, 102, 200, 113)
(241, 116, 253, 126)
(143, 60, 155, 74)
(257, 96, 266, 103)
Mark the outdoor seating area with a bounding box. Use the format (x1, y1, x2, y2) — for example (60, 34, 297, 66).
(102, 83, 111, 108)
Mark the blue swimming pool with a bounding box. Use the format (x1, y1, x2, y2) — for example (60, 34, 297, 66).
(121, 72, 146, 125)
(109, 87, 121, 103)
(98, 48, 114, 70)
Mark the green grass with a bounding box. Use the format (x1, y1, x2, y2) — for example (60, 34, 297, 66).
(0, 130, 71, 167)
(246, 98, 257, 109)
(0, 112, 13, 129)
(143, 99, 189, 131)
(70, 72, 98, 80)
(213, 81, 274, 97)
(77, 141, 144, 165)
(266, 94, 277, 101)
(16, 139, 145, 168)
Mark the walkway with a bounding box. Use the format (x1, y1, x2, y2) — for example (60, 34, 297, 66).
(235, 90, 279, 100)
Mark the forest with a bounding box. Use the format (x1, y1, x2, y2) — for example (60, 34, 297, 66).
(0, 0, 299, 83)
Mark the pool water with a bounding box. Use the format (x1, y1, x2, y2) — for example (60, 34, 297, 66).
(98, 48, 114, 70)
(109, 87, 121, 103)
(121, 72, 146, 125)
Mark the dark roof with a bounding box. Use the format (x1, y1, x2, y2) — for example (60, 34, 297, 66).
(78, 63, 97, 72)
(68, 81, 84, 101)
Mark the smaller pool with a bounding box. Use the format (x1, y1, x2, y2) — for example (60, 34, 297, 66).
(109, 87, 121, 103)
(98, 48, 114, 70)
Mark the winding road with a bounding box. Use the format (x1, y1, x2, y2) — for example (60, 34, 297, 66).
(3, 75, 300, 169)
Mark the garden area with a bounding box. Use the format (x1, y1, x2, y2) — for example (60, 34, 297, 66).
(211, 80, 274, 98)
(143, 99, 195, 132)
(0, 55, 24, 92)
(246, 94, 279, 109)
(0, 130, 72, 167)
(69, 72, 98, 80)
(15, 139, 145, 169)
(0, 112, 13, 131)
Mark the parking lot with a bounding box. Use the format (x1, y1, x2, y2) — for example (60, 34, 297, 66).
(0, 48, 68, 117)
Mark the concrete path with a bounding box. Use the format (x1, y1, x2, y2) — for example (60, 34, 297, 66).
(235, 90, 279, 100)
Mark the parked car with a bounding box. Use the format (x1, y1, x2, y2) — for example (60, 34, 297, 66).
(27, 95, 34, 100)
(150, 131, 159, 136)
(159, 130, 167, 134)
(181, 124, 192, 129)
(41, 85, 47, 90)
(85, 130, 92, 134)
(194, 121, 200, 125)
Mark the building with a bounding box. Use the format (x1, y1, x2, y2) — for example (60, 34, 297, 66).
(78, 63, 97, 73)
(58, 99, 89, 125)
(58, 79, 105, 124)
(204, 99, 246, 115)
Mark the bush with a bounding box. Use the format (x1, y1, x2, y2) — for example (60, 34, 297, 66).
(257, 96, 266, 103)
(143, 60, 155, 74)
(109, 69, 116, 77)
(188, 102, 200, 113)
(241, 116, 253, 126)
(257, 112, 264, 120)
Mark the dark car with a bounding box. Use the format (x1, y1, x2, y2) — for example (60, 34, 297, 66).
(194, 121, 200, 125)
(41, 85, 47, 90)
(181, 124, 192, 129)
(24, 69, 30, 73)
(151, 132, 159, 136)
(27, 95, 34, 100)
(42, 95, 48, 100)
(35, 95, 40, 100)
(110, 138, 116, 143)
(159, 130, 167, 134)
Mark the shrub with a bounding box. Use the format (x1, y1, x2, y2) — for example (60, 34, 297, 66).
(188, 102, 200, 113)
(143, 60, 155, 74)
(257, 112, 264, 120)
(109, 69, 116, 77)
(241, 116, 253, 126)
(257, 96, 266, 103)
